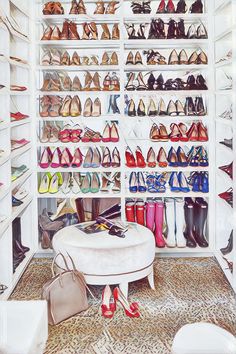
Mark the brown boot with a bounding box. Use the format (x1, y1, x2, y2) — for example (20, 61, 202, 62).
(101, 23, 111, 40)
(92, 199, 100, 220)
(112, 23, 119, 39)
(75, 198, 85, 222)
(69, 21, 80, 40)
(69, 0, 78, 14)
(60, 20, 69, 40)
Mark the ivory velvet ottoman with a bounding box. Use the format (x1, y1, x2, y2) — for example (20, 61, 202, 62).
(52, 222, 156, 297)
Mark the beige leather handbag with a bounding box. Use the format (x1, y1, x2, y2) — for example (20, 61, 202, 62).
(42, 253, 93, 325)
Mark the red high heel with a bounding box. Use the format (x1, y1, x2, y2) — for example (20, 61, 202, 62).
(102, 123, 111, 142)
(166, 0, 175, 13)
(147, 147, 156, 168)
(70, 124, 82, 143)
(39, 147, 52, 168)
(59, 124, 71, 143)
(187, 122, 198, 141)
(135, 146, 146, 168)
(156, 0, 166, 13)
(11, 112, 29, 121)
(178, 123, 189, 142)
(71, 148, 83, 167)
(169, 123, 181, 142)
(113, 287, 140, 318)
(100, 285, 116, 319)
(60, 148, 72, 167)
(50, 147, 62, 168)
(197, 122, 208, 141)
(125, 147, 136, 167)
(110, 122, 119, 142)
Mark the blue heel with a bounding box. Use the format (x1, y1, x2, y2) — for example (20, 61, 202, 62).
(169, 172, 180, 192)
(201, 172, 209, 193)
(192, 173, 200, 192)
(178, 172, 190, 193)
(129, 172, 137, 193)
(137, 172, 146, 193)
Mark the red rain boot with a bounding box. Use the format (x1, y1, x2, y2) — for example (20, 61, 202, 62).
(125, 201, 135, 222)
(136, 200, 145, 226)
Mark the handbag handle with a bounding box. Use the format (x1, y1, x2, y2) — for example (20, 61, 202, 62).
(51, 252, 71, 277)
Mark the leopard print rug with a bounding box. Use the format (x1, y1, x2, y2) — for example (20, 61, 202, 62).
(10, 257, 236, 354)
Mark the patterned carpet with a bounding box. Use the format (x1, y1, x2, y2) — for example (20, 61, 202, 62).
(10, 257, 236, 354)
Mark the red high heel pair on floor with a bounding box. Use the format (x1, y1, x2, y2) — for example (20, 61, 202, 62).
(100, 285, 140, 318)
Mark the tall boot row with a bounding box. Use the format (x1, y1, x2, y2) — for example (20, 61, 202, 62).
(125, 197, 208, 248)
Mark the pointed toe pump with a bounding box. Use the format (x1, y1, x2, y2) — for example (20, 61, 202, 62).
(135, 146, 146, 167)
(126, 147, 136, 167)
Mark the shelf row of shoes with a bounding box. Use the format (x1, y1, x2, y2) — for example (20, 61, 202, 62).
(128, 171, 209, 194)
(43, 0, 119, 15)
(39, 146, 120, 169)
(38, 122, 119, 144)
(41, 22, 120, 41)
(125, 196, 208, 249)
(148, 122, 208, 142)
(39, 95, 120, 117)
(42, 50, 119, 66)
(125, 145, 208, 168)
(126, 49, 207, 66)
(38, 171, 121, 194)
(125, 20, 207, 40)
(131, 0, 204, 14)
(125, 96, 206, 116)
(125, 72, 207, 91)
(40, 72, 120, 92)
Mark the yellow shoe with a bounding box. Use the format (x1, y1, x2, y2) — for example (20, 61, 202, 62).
(38, 173, 51, 194)
(48, 173, 61, 194)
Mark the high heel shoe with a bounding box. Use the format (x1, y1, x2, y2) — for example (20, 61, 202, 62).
(101, 23, 111, 40)
(39, 147, 52, 169)
(60, 148, 72, 168)
(126, 147, 136, 167)
(113, 287, 140, 318)
(135, 146, 146, 167)
(218, 188, 233, 207)
(128, 99, 136, 116)
(112, 147, 120, 167)
(100, 285, 116, 319)
(71, 148, 83, 168)
(110, 122, 119, 142)
(157, 147, 168, 167)
(147, 147, 156, 168)
(137, 99, 145, 116)
(219, 162, 233, 179)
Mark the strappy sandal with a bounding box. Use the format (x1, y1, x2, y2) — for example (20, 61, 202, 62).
(59, 124, 71, 143)
(70, 124, 82, 143)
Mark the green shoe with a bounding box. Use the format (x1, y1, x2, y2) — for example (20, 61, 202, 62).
(90, 172, 100, 193)
(80, 173, 91, 194)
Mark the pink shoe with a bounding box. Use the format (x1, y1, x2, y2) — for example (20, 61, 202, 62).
(61, 148, 72, 168)
(154, 201, 166, 248)
(51, 147, 62, 168)
(39, 147, 52, 169)
(146, 201, 155, 231)
(71, 148, 83, 167)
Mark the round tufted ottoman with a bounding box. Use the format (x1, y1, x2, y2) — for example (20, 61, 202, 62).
(52, 222, 156, 297)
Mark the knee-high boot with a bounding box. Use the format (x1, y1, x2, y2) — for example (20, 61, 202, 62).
(154, 201, 165, 247)
(92, 198, 100, 220)
(194, 197, 208, 247)
(165, 198, 176, 247)
(136, 200, 145, 226)
(146, 201, 155, 231)
(175, 198, 186, 248)
(125, 200, 135, 222)
(75, 198, 85, 223)
(184, 197, 197, 247)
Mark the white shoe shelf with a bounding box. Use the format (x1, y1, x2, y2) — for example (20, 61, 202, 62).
(0, 0, 235, 298)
